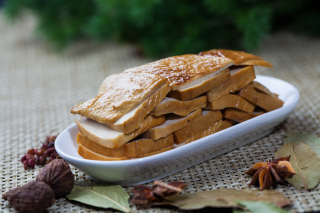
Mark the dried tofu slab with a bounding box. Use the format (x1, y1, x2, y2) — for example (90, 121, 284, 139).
(199, 49, 273, 68)
(125, 54, 234, 91)
(151, 96, 207, 116)
(167, 68, 230, 101)
(206, 94, 255, 113)
(239, 83, 284, 111)
(106, 83, 170, 133)
(142, 109, 202, 140)
(174, 110, 222, 144)
(78, 145, 130, 161)
(76, 115, 165, 149)
(78, 144, 173, 161)
(207, 65, 256, 102)
(223, 108, 265, 123)
(174, 119, 223, 147)
(216, 119, 234, 132)
(77, 132, 174, 158)
(71, 72, 168, 125)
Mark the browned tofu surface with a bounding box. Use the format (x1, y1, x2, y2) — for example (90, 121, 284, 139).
(207, 94, 255, 113)
(216, 119, 234, 132)
(174, 119, 223, 147)
(77, 132, 174, 158)
(199, 49, 273, 67)
(167, 68, 230, 101)
(174, 110, 222, 144)
(76, 114, 165, 149)
(78, 144, 173, 161)
(142, 109, 202, 140)
(238, 83, 284, 111)
(72, 72, 168, 124)
(125, 54, 233, 91)
(151, 96, 207, 116)
(207, 66, 256, 102)
(106, 83, 170, 133)
(223, 108, 266, 122)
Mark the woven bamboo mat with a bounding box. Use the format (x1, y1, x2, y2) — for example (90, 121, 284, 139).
(1, 14, 320, 213)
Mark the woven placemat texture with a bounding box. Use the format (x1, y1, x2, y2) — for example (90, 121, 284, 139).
(1, 14, 320, 213)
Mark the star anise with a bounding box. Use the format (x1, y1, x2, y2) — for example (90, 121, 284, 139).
(245, 155, 296, 190)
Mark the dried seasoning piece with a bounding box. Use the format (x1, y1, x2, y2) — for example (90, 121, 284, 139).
(245, 156, 296, 190)
(131, 180, 188, 205)
(20, 133, 60, 170)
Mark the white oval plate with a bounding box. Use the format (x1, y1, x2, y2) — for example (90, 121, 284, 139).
(55, 75, 299, 186)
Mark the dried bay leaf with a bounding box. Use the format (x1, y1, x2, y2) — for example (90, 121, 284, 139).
(238, 201, 292, 213)
(284, 131, 320, 156)
(155, 189, 290, 210)
(66, 182, 130, 213)
(275, 143, 320, 190)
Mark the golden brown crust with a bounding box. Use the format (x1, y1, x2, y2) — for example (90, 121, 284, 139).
(199, 49, 273, 68)
(206, 94, 255, 113)
(77, 132, 174, 158)
(167, 68, 230, 101)
(106, 83, 170, 133)
(238, 83, 284, 111)
(71, 72, 168, 125)
(125, 54, 234, 91)
(207, 66, 256, 102)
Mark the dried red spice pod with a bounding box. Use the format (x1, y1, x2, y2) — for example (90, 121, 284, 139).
(2, 181, 55, 213)
(131, 180, 188, 205)
(36, 159, 74, 198)
(153, 180, 188, 199)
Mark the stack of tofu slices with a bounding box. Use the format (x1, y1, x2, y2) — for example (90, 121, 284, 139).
(71, 49, 284, 161)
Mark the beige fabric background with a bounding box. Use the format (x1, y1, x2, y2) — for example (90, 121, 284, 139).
(1, 14, 320, 213)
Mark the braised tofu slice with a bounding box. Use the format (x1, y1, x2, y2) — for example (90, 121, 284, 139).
(142, 109, 202, 140)
(206, 94, 255, 113)
(216, 119, 234, 132)
(174, 119, 223, 147)
(207, 65, 256, 102)
(239, 83, 284, 111)
(78, 144, 173, 161)
(223, 108, 266, 123)
(174, 110, 222, 144)
(167, 68, 230, 101)
(151, 96, 207, 116)
(106, 83, 170, 133)
(77, 132, 174, 158)
(71, 72, 168, 125)
(199, 49, 273, 68)
(125, 54, 233, 100)
(76, 115, 165, 149)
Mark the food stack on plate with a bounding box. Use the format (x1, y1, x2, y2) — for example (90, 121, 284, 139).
(71, 49, 284, 161)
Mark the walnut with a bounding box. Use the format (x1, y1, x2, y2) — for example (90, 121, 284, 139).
(2, 181, 55, 213)
(36, 159, 74, 198)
